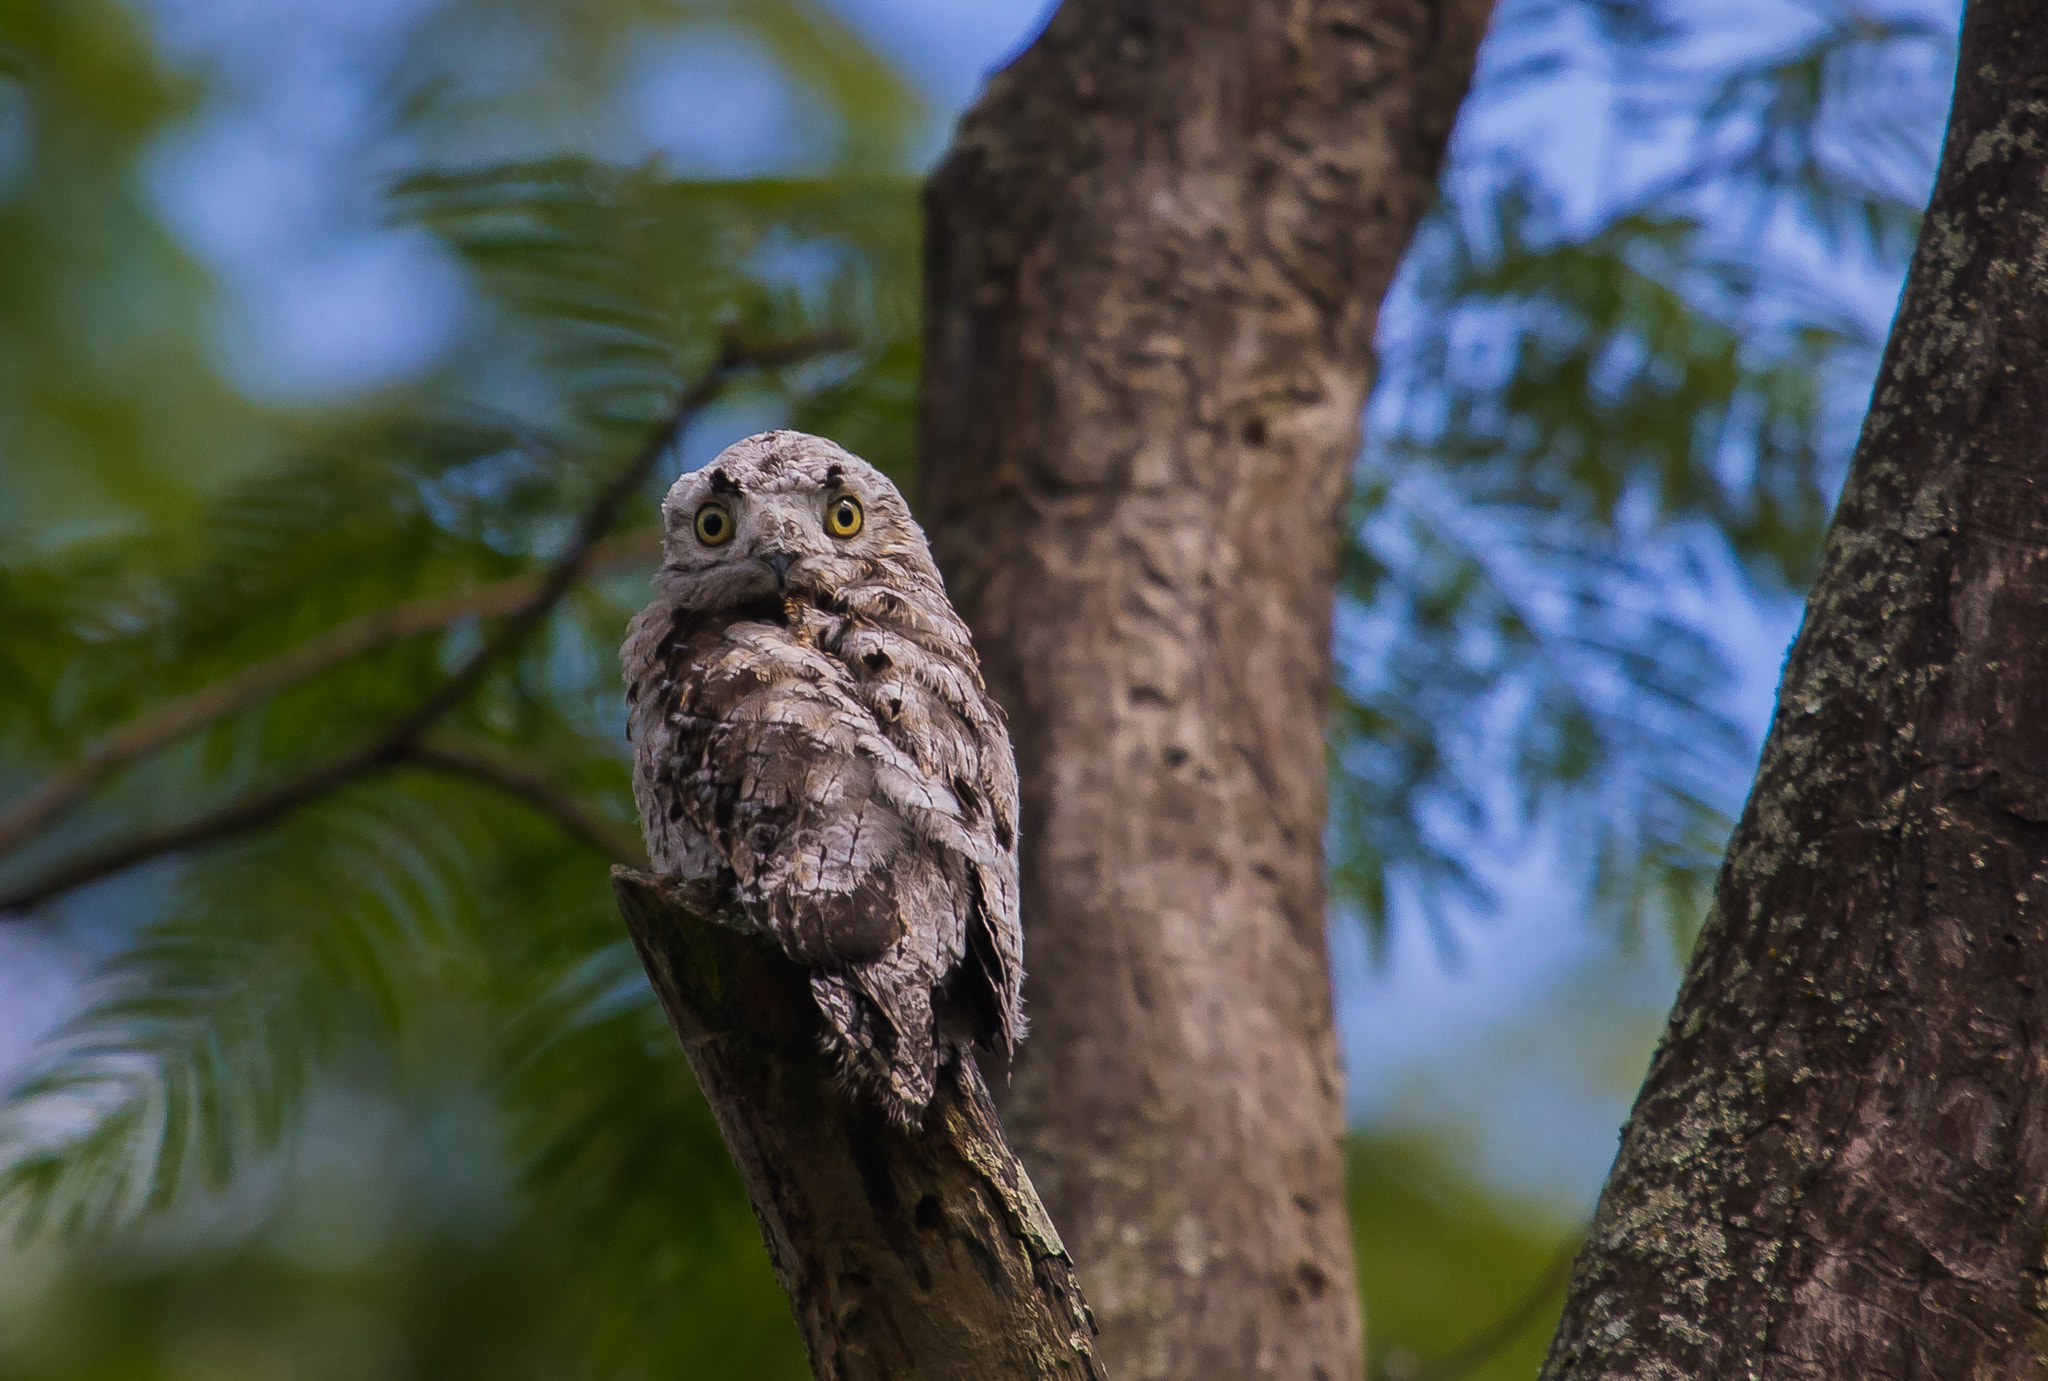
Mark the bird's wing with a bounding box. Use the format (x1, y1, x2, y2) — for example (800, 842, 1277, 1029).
(665, 623, 965, 969)
(828, 603, 1028, 1055)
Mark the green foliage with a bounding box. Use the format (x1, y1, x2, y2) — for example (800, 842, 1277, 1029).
(2, 1237, 597, 1381)
(1330, 0, 1953, 952)
(0, 0, 268, 538)
(0, 1129, 1575, 1381)
(0, 1, 914, 1371)
(390, 0, 923, 173)
(394, 161, 918, 441)
(0, 137, 909, 1336)
(1349, 1134, 1578, 1381)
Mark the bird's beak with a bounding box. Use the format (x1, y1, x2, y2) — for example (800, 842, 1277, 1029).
(763, 553, 794, 588)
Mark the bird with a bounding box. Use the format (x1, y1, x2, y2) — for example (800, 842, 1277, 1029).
(621, 430, 1024, 1125)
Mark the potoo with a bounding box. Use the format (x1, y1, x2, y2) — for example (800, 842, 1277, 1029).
(621, 430, 1024, 1124)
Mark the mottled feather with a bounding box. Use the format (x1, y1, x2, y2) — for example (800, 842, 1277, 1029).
(622, 431, 1023, 1123)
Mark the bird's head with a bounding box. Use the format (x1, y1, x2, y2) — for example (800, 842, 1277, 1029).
(653, 430, 933, 613)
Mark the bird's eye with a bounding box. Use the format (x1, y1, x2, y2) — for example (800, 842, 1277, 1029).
(694, 501, 734, 546)
(825, 495, 864, 539)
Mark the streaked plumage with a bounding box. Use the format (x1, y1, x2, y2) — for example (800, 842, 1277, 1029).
(621, 430, 1023, 1123)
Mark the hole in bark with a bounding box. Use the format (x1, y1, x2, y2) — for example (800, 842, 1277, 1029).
(1242, 415, 1267, 446)
(1163, 747, 1189, 768)
(915, 1194, 945, 1233)
(845, 1120, 924, 1272)
(1295, 1260, 1330, 1298)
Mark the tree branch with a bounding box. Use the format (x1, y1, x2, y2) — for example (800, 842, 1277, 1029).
(0, 749, 405, 913)
(0, 528, 660, 861)
(0, 330, 845, 917)
(612, 867, 1106, 1380)
(405, 737, 648, 869)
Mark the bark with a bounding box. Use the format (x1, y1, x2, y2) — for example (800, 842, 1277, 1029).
(918, 2, 1495, 1377)
(1541, 6, 2048, 1377)
(612, 869, 1106, 1381)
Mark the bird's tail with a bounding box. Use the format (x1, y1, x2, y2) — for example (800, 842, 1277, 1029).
(810, 970, 937, 1127)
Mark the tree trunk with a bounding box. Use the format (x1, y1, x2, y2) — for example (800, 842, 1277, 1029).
(612, 870, 1106, 1381)
(918, 3, 1495, 1377)
(1541, 5, 2048, 1376)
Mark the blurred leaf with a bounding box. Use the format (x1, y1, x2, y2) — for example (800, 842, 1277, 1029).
(1350, 1133, 1578, 1381)
(0, 0, 269, 539)
(1329, 0, 1948, 953)
(0, 2, 918, 1369)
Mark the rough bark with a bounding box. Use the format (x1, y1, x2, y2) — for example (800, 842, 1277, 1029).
(918, 3, 1496, 1377)
(1541, 6, 2048, 1377)
(612, 869, 1105, 1381)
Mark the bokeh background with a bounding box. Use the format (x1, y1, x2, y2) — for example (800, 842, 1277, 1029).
(0, 0, 1958, 1376)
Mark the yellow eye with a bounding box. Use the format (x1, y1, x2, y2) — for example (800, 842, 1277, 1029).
(694, 501, 734, 546)
(825, 494, 863, 539)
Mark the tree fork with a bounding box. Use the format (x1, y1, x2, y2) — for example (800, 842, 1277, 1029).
(920, 1, 1496, 1375)
(612, 869, 1107, 1381)
(1543, 4, 2048, 1375)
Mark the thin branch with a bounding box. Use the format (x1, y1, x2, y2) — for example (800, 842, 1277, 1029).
(404, 737, 648, 869)
(0, 330, 847, 917)
(0, 529, 660, 861)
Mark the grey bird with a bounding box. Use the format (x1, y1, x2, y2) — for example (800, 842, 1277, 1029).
(621, 430, 1025, 1124)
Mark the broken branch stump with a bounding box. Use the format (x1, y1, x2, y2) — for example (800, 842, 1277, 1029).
(612, 867, 1106, 1381)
